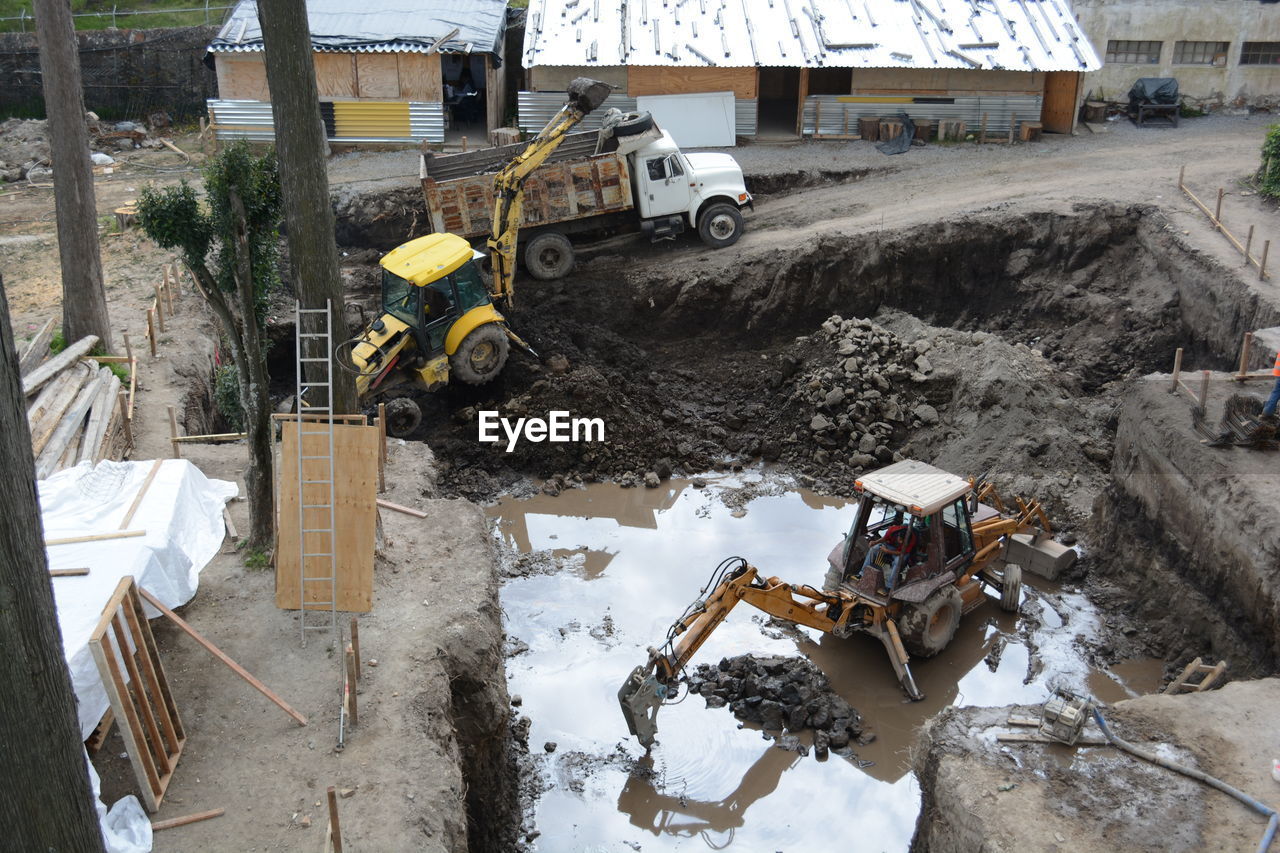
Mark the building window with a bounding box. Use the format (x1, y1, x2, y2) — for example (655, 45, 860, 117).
(1105, 40, 1161, 64)
(1240, 42, 1280, 65)
(1173, 41, 1229, 65)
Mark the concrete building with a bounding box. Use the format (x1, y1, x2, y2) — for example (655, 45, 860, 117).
(206, 0, 509, 145)
(520, 0, 1100, 144)
(1073, 0, 1280, 107)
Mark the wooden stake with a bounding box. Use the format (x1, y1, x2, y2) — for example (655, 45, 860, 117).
(1199, 369, 1210, 410)
(117, 389, 133, 448)
(121, 459, 164, 529)
(147, 309, 157, 357)
(223, 507, 237, 540)
(1171, 347, 1183, 393)
(1178, 164, 1185, 190)
(122, 330, 134, 365)
(377, 402, 386, 494)
(327, 787, 343, 853)
(376, 499, 427, 518)
(46, 530, 146, 546)
(462, 135, 468, 152)
(153, 288, 166, 333)
(152, 808, 225, 832)
(165, 276, 175, 317)
(1260, 240, 1270, 280)
(138, 587, 309, 726)
(345, 645, 358, 726)
(1245, 225, 1254, 266)
(1214, 187, 1224, 226)
(350, 618, 361, 682)
(1238, 331, 1254, 379)
(167, 405, 181, 459)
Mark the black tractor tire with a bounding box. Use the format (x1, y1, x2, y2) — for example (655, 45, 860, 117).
(1000, 563, 1023, 613)
(524, 232, 575, 281)
(697, 202, 745, 249)
(899, 586, 963, 658)
(384, 397, 423, 437)
(449, 323, 510, 385)
(612, 111, 655, 137)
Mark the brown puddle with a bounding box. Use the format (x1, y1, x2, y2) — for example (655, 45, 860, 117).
(488, 473, 1161, 850)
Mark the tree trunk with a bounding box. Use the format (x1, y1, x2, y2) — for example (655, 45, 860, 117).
(0, 274, 106, 852)
(33, 0, 112, 353)
(256, 0, 357, 415)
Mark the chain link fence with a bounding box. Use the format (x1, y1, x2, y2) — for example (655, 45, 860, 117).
(0, 3, 234, 32)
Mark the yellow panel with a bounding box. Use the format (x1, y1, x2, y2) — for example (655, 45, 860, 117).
(314, 53, 356, 98)
(356, 53, 400, 98)
(332, 101, 410, 138)
(398, 52, 442, 101)
(380, 232, 472, 284)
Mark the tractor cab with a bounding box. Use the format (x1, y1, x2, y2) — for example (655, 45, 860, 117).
(827, 460, 988, 601)
(379, 239, 491, 358)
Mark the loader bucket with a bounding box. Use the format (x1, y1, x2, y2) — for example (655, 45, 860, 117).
(1007, 533, 1078, 581)
(568, 77, 612, 114)
(617, 665, 666, 748)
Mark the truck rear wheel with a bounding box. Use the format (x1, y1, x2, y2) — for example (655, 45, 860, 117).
(697, 203, 744, 249)
(524, 232, 575, 280)
(449, 324, 509, 385)
(899, 586, 962, 658)
(384, 397, 423, 437)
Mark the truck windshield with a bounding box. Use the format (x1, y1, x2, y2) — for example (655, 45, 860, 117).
(452, 260, 491, 311)
(382, 269, 418, 325)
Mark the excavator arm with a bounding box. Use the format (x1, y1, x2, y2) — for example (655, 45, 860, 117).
(618, 559, 847, 748)
(486, 78, 611, 307)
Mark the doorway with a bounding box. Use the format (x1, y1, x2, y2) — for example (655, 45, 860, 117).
(758, 67, 801, 138)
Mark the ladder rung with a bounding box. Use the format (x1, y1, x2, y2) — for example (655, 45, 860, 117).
(298, 358, 330, 363)
(302, 503, 333, 509)
(297, 308, 330, 314)
(302, 479, 332, 484)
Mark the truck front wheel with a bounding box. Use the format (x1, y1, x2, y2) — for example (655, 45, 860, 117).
(697, 203, 744, 249)
(524, 232, 575, 280)
(449, 324, 510, 385)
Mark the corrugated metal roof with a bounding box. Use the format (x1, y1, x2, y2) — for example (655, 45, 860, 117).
(523, 0, 1099, 73)
(209, 0, 508, 57)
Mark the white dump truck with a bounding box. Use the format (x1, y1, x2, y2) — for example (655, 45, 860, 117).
(419, 111, 753, 280)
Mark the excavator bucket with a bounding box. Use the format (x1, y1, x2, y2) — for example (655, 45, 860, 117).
(567, 77, 612, 114)
(617, 665, 666, 749)
(1006, 533, 1078, 581)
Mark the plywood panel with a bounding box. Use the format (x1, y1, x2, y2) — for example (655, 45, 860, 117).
(215, 55, 269, 101)
(628, 65, 758, 99)
(356, 53, 400, 99)
(314, 53, 356, 98)
(399, 52, 443, 101)
(276, 421, 378, 612)
(531, 65, 628, 93)
(1041, 71, 1080, 134)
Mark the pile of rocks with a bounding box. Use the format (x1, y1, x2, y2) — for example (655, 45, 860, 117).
(0, 112, 175, 183)
(786, 315, 940, 472)
(688, 654, 867, 758)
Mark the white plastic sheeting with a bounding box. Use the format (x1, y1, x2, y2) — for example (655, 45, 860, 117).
(637, 91, 736, 147)
(41, 459, 237, 739)
(87, 752, 151, 853)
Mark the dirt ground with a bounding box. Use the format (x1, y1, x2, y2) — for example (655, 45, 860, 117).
(8, 115, 1280, 850)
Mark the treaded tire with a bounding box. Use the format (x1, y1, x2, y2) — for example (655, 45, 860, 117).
(449, 324, 510, 385)
(899, 586, 963, 658)
(384, 397, 423, 437)
(697, 202, 744, 249)
(1000, 563, 1023, 613)
(612, 111, 655, 137)
(524, 232, 575, 281)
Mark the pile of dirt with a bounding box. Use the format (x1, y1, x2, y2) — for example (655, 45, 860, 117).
(688, 654, 869, 757)
(0, 113, 178, 183)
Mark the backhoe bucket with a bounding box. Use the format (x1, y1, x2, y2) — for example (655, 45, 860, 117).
(618, 665, 666, 748)
(568, 78, 612, 114)
(1006, 533, 1078, 581)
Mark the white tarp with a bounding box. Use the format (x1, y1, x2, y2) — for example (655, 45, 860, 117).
(636, 91, 736, 148)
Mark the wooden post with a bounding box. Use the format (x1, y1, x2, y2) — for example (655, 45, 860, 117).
(1178, 164, 1185, 190)
(1261, 240, 1271, 280)
(1007, 117, 1014, 145)
(1238, 332, 1253, 379)
(1214, 187, 1224, 225)
(167, 404, 181, 459)
(117, 389, 133, 448)
(1171, 347, 1183, 393)
(1199, 369, 1210, 410)
(377, 402, 386, 494)
(165, 274, 175, 316)
(461, 135, 468, 152)
(350, 617, 360, 682)
(327, 786, 343, 853)
(345, 644, 358, 726)
(153, 286, 166, 332)
(122, 330, 133, 365)
(979, 112, 988, 144)
(1245, 225, 1255, 266)
(147, 308, 157, 356)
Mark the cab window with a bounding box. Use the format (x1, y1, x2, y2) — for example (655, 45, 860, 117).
(451, 261, 490, 312)
(646, 158, 666, 180)
(941, 499, 973, 562)
(667, 154, 684, 178)
(382, 269, 418, 325)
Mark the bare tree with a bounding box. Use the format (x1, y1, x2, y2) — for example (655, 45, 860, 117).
(0, 274, 106, 851)
(256, 0, 357, 414)
(33, 0, 112, 352)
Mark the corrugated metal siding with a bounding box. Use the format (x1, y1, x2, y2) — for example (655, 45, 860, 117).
(523, 0, 1099, 73)
(208, 99, 445, 144)
(518, 91, 757, 138)
(802, 94, 1043, 136)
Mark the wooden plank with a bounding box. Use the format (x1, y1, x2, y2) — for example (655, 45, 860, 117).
(50, 568, 90, 577)
(17, 318, 55, 376)
(356, 54, 399, 98)
(398, 52, 442, 101)
(172, 432, 248, 443)
(79, 372, 121, 465)
(151, 808, 225, 832)
(91, 631, 161, 807)
(128, 591, 185, 745)
(215, 54, 269, 100)
(120, 460, 164, 529)
(111, 611, 171, 778)
(327, 787, 343, 853)
(376, 498, 427, 518)
(139, 587, 309, 726)
(272, 413, 369, 424)
(345, 644, 358, 726)
(21, 334, 99, 396)
(47, 529, 146, 547)
(35, 368, 111, 479)
(276, 422, 378, 612)
(85, 708, 114, 752)
(121, 595, 182, 757)
(627, 65, 758, 99)
(997, 731, 1107, 746)
(223, 507, 238, 540)
(1164, 657, 1203, 694)
(28, 363, 90, 453)
(314, 53, 356, 98)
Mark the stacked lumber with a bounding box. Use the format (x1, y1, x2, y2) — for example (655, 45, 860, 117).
(19, 323, 135, 478)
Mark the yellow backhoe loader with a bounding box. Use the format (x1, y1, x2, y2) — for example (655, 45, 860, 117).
(335, 78, 612, 435)
(617, 459, 1077, 748)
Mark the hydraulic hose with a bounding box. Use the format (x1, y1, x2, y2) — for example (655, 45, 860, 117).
(1091, 706, 1277, 853)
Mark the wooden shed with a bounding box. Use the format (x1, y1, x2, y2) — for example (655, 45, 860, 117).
(207, 0, 509, 145)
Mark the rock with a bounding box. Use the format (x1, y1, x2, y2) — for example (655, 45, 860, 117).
(299, 814, 312, 828)
(824, 388, 846, 407)
(843, 356, 860, 374)
(545, 354, 570, 374)
(692, 477, 708, 488)
(705, 694, 726, 709)
(810, 414, 832, 431)
(339, 788, 355, 798)
(850, 453, 876, 468)
(828, 728, 850, 749)
(837, 339, 856, 356)
(858, 433, 877, 454)
(875, 445, 894, 464)
(643, 471, 661, 488)
(541, 480, 561, 497)
(113, 137, 135, 151)
(914, 354, 933, 374)
(511, 694, 523, 707)
(813, 449, 829, 465)
(913, 403, 940, 425)
(544, 741, 557, 753)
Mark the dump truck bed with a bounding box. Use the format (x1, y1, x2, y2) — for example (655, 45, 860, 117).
(420, 130, 635, 239)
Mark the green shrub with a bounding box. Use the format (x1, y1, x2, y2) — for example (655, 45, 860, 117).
(214, 364, 244, 431)
(49, 329, 66, 355)
(1260, 125, 1280, 200)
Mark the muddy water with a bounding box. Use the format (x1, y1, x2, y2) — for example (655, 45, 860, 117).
(488, 473, 1160, 851)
